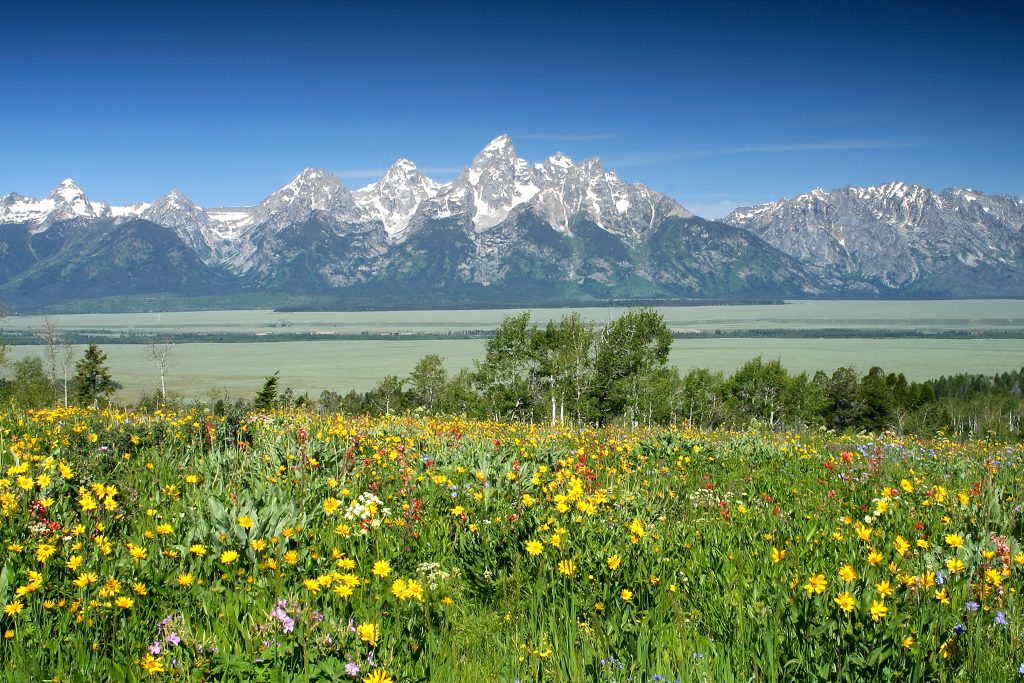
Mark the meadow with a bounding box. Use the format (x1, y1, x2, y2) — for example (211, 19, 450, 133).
(9, 338, 1024, 403)
(7, 299, 1024, 337)
(1, 407, 1022, 681)
(5, 300, 1024, 401)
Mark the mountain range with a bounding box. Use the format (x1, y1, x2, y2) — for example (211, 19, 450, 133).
(1, 135, 1021, 310)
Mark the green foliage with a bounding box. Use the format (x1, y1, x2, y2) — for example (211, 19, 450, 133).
(72, 344, 116, 406)
(473, 312, 542, 421)
(0, 356, 56, 408)
(306, 309, 1024, 439)
(592, 308, 673, 424)
(253, 372, 280, 411)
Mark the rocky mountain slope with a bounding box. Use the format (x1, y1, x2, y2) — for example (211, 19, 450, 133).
(1, 137, 1019, 309)
(724, 182, 1024, 296)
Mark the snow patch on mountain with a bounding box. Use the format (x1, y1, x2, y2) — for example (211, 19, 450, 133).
(353, 159, 440, 235)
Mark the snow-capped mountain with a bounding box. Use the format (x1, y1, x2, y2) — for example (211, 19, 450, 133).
(408, 134, 690, 238)
(248, 168, 364, 231)
(353, 159, 441, 235)
(724, 182, 1024, 294)
(0, 135, 692, 252)
(0, 179, 114, 228)
(141, 190, 215, 258)
(1, 136, 1020, 308)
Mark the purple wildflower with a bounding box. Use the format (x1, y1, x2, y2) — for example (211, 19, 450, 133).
(165, 632, 181, 647)
(965, 601, 980, 612)
(995, 611, 1008, 626)
(270, 604, 295, 633)
(345, 661, 360, 677)
(148, 642, 162, 655)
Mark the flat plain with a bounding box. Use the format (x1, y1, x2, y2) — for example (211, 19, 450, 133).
(4, 299, 1023, 400)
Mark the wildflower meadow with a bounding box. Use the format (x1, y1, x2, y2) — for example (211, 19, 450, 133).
(1, 407, 1022, 681)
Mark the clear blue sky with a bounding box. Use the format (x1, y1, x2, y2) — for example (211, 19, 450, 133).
(2, 0, 1021, 218)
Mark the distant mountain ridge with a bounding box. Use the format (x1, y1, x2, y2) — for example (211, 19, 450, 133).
(1, 136, 1021, 309)
(723, 182, 1024, 296)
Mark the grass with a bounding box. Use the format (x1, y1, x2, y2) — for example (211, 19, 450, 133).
(0, 407, 1023, 681)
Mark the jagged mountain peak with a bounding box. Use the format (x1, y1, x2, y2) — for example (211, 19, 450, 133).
(48, 178, 88, 203)
(250, 168, 360, 230)
(540, 152, 575, 170)
(269, 168, 344, 199)
(578, 157, 605, 173)
(388, 158, 418, 172)
(38, 178, 111, 222)
(466, 135, 520, 171)
(149, 188, 198, 210)
(141, 189, 213, 256)
(444, 135, 539, 230)
(353, 159, 441, 236)
(481, 133, 514, 153)
(378, 158, 433, 185)
(260, 168, 349, 209)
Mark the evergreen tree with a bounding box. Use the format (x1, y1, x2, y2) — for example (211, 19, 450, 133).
(72, 344, 116, 406)
(253, 372, 280, 411)
(821, 366, 863, 431)
(858, 367, 892, 431)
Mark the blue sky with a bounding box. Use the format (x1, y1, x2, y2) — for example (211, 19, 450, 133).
(2, 0, 1021, 218)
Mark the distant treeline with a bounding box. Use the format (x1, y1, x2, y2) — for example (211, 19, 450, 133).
(306, 310, 1023, 439)
(3, 309, 1023, 440)
(5, 327, 1024, 346)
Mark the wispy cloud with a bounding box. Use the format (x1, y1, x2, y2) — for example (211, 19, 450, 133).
(609, 139, 927, 167)
(518, 133, 614, 141)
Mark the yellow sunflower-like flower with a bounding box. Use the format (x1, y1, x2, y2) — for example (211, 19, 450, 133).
(833, 592, 856, 613)
(803, 574, 827, 596)
(357, 622, 380, 647)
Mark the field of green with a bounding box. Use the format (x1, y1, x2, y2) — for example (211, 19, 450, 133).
(4, 300, 1023, 401)
(6, 299, 1024, 336)
(1, 408, 1022, 681)
(8, 338, 1024, 402)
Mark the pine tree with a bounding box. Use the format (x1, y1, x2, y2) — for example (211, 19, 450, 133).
(253, 372, 280, 411)
(72, 344, 116, 406)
